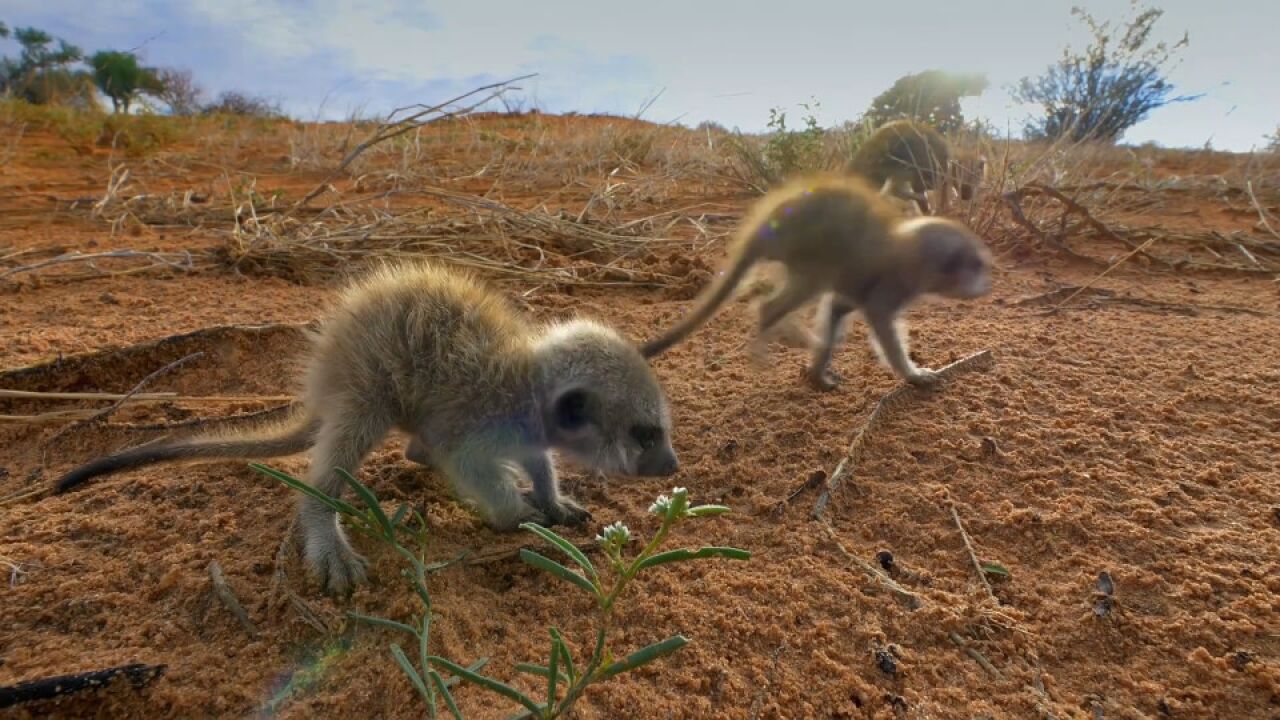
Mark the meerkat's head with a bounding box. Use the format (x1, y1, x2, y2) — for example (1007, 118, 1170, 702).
(895, 217, 993, 300)
(533, 319, 678, 478)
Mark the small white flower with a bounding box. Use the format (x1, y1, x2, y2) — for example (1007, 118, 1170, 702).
(596, 521, 631, 546)
(648, 494, 671, 515)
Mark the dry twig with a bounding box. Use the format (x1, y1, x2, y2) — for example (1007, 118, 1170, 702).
(812, 350, 995, 520)
(208, 560, 259, 638)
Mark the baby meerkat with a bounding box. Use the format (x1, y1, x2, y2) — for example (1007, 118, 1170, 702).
(56, 262, 679, 595)
(847, 119, 986, 215)
(639, 174, 992, 389)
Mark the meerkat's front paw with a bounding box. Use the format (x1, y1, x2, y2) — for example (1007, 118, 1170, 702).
(522, 491, 592, 527)
(906, 368, 940, 387)
(304, 537, 369, 596)
(549, 496, 592, 527)
(806, 365, 842, 391)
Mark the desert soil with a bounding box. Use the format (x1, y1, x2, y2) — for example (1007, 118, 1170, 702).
(1, 113, 1278, 719)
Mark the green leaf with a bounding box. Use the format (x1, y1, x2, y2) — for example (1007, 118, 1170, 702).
(596, 635, 689, 680)
(347, 611, 418, 638)
(546, 634, 560, 709)
(429, 655, 541, 714)
(428, 669, 465, 720)
(519, 522, 598, 582)
(390, 644, 432, 703)
(424, 550, 471, 574)
(687, 504, 731, 517)
(519, 549, 597, 595)
(980, 561, 1011, 578)
(338, 467, 393, 537)
(514, 662, 553, 679)
(442, 657, 491, 689)
(391, 503, 411, 528)
(250, 463, 362, 517)
(550, 628, 576, 683)
(634, 546, 751, 572)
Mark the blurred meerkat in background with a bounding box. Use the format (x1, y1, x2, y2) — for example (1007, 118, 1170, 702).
(640, 174, 992, 389)
(846, 119, 987, 215)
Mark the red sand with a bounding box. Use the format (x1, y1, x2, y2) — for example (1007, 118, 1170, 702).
(2, 114, 1278, 719)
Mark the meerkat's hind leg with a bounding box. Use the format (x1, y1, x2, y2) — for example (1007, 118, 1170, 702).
(747, 273, 822, 368)
(440, 442, 543, 531)
(519, 453, 591, 527)
(300, 412, 393, 595)
(807, 293, 857, 391)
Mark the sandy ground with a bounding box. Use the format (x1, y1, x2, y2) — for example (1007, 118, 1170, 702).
(1, 112, 1278, 719)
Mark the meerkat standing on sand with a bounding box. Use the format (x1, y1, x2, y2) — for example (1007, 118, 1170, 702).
(639, 174, 992, 389)
(847, 119, 987, 215)
(56, 263, 680, 595)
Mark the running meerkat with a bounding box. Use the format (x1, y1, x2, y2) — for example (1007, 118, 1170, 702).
(639, 174, 992, 389)
(56, 262, 679, 595)
(846, 119, 987, 215)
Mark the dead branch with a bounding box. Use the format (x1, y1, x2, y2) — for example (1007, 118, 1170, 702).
(947, 493, 997, 602)
(0, 663, 166, 709)
(817, 520, 922, 610)
(949, 632, 1004, 680)
(1012, 286, 1268, 317)
(42, 352, 205, 448)
(812, 350, 995, 520)
(1246, 180, 1280, 242)
(1053, 237, 1159, 309)
(289, 75, 535, 213)
(208, 560, 259, 638)
(0, 249, 201, 284)
(0, 322, 312, 393)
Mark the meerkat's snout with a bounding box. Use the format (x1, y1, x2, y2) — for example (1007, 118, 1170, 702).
(632, 426, 679, 477)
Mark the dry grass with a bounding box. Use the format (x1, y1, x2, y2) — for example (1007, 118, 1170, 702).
(4, 97, 1277, 293)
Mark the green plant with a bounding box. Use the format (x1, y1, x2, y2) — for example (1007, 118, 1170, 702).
(1011, 1, 1201, 142)
(728, 99, 827, 192)
(252, 464, 750, 719)
(89, 50, 162, 113)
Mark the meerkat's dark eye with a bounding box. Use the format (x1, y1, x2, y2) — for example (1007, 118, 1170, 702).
(630, 424, 662, 450)
(554, 388, 595, 430)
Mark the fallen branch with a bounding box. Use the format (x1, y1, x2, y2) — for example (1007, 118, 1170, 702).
(0, 322, 312, 393)
(42, 352, 205, 448)
(0, 663, 167, 709)
(1053, 237, 1158, 309)
(949, 632, 1003, 680)
(1246, 180, 1280, 242)
(1012, 286, 1268, 317)
(209, 560, 259, 638)
(818, 520, 922, 610)
(812, 350, 995, 520)
(289, 75, 535, 214)
(947, 493, 997, 602)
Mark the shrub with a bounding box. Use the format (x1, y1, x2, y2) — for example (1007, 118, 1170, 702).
(728, 100, 826, 192)
(1012, 1, 1200, 143)
(861, 70, 989, 134)
(203, 90, 284, 118)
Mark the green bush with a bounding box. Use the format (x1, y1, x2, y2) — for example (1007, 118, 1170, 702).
(1012, 2, 1200, 142)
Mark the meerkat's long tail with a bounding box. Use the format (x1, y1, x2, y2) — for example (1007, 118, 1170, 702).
(641, 242, 762, 359)
(55, 410, 320, 493)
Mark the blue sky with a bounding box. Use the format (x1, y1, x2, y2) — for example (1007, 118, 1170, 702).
(3, 0, 1276, 151)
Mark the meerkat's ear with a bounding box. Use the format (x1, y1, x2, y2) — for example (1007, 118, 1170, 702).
(552, 386, 601, 433)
